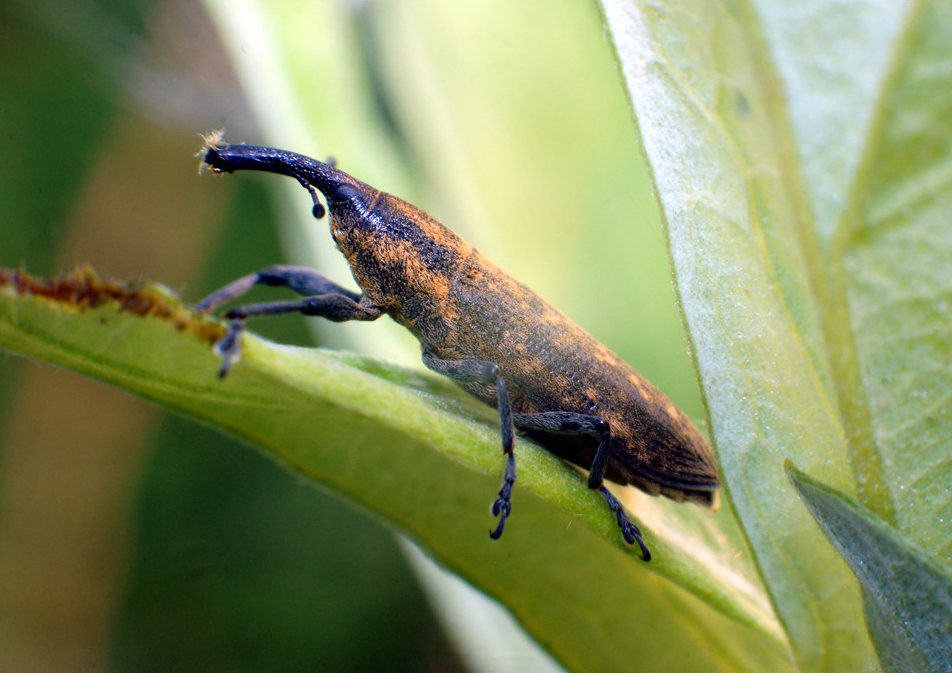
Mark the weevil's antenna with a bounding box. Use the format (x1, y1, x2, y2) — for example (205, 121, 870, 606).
(300, 180, 326, 219)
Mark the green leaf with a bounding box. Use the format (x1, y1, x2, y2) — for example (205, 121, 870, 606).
(602, 1, 952, 671)
(0, 268, 790, 673)
(753, 0, 952, 565)
(788, 463, 952, 673)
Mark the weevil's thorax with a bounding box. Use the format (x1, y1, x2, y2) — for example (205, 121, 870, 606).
(328, 187, 473, 347)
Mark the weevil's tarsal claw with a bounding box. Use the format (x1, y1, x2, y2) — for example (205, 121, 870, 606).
(213, 319, 244, 378)
(490, 497, 511, 539)
(633, 533, 651, 562)
(489, 450, 516, 540)
(617, 511, 651, 562)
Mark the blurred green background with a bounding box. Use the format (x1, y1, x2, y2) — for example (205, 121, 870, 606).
(0, 1, 701, 671)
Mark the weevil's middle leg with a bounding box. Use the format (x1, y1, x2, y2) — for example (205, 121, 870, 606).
(197, 266, 380, 377)
(421, 354, 515, 539)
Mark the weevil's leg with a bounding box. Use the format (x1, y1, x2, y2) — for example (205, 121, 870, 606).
(510, 411, 650, 560)
(598, 485, 651, 561)
(421, 354, 515, 539)
(212, 293, 382, 378)
(196, 265, 360, 313)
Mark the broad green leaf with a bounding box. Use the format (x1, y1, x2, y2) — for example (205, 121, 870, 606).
(754, 0, 952, 564)
(788, 463, 952, 673)
(602, 1, 952, 671)
(832, 1, 952, 559)
(0, 269, 791, 673)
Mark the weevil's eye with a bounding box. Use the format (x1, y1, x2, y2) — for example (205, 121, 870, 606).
(312, 202, 326, 219)
(328, 182, 363, 203)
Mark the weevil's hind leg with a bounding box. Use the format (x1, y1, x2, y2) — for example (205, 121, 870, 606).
(598, 486, 651, 561)
(197, 267, 381, 377)
(510, 411, 651, 561)
(421, 354, 516, 539)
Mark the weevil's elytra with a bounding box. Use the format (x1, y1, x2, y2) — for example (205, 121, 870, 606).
(197, 137, 719, 561)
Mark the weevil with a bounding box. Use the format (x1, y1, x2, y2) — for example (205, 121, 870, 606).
(197, 139, 719, 561)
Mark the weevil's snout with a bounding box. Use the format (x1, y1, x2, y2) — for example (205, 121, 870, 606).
(197, 140, 368, 215)
(200, 143, 301, 176)
(202, 145, 234, 174)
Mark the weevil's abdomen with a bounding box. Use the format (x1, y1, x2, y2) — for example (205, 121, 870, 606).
(326, 188, 718, 502)
(443, 250, 719, 505)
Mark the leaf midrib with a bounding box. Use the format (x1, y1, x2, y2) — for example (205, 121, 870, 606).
(819, 0, 928, 525)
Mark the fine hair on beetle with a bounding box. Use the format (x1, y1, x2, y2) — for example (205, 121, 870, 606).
(196, 134, 720, 561)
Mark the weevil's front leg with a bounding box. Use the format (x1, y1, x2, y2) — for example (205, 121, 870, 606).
(196, 265, 361, 313)
(198, 266, 382, 377)
(421, 353, 515, 539)
(508, 411, 650, 560)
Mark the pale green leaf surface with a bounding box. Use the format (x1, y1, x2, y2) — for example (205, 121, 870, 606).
(788, 464, 952, 673)
(0, 277, 790, 673)
(603, 2, 871, 671)
(754, 0, 952, 563)
(603, 0, 952, 671)
(838, 1, 952, 562)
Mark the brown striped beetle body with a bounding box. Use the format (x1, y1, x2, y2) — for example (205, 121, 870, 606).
(198, 139, 719, 560)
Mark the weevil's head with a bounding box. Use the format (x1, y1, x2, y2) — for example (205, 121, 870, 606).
(199, 138, 473, 310)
